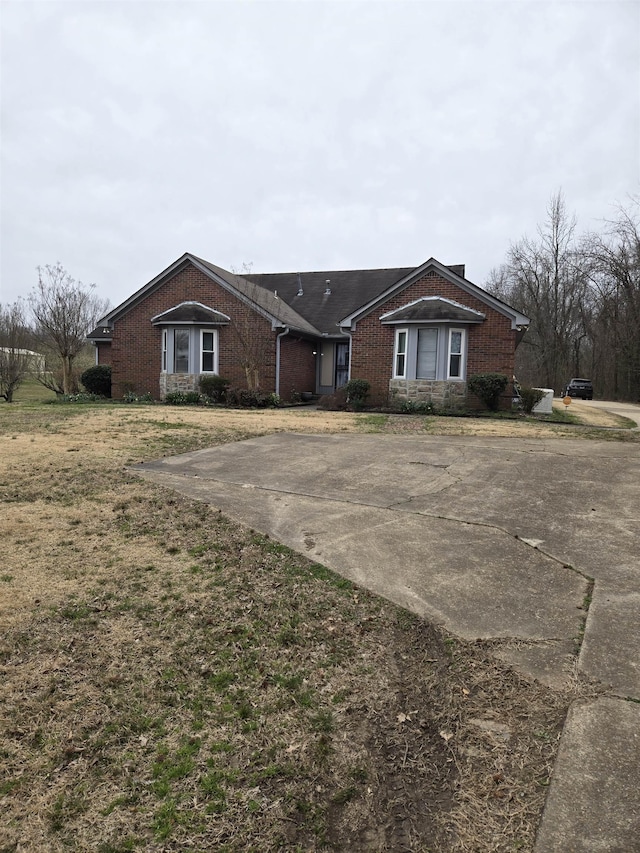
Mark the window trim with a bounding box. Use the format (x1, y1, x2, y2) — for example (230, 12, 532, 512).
(393, 325, 467, 382)
(161, 329, 167, 372)
(447, 328, 465, 380)
(200, 328, 218, 374)
(394, 329, 408, 378)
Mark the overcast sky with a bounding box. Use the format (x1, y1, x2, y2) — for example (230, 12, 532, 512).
(1, 0, 638, 310)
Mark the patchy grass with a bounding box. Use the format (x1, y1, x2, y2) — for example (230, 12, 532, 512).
(0, 403, 604, 851)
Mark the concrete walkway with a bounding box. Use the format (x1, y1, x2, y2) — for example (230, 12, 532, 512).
(132, 423, 640, 851)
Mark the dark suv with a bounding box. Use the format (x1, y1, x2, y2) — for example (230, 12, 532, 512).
(562, 378, 593, 400)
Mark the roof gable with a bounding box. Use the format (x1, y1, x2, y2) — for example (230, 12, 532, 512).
(339, 258, 530, 331)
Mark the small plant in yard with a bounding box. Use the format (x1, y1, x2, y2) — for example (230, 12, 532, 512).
(519, 386, 546, 414)
(344, 378, 370, 410)
(467, 372, 509, 411)
(80, 365, 112, 398)
(122, 390, 153, 403)
(199, 374, 230, 403)
(396, 398, 437, 415)
(164, 391, 202, 406)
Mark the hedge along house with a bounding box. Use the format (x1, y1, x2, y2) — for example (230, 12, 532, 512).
(88, 253, 529, 407)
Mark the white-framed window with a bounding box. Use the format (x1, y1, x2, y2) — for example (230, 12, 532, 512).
(161, 327, 220, 375)
(448, 329, 464, 379)
(394, 329, 407, 378)
(173, 329, 190, 374)
(200, 329, 218, 373)
(417, 328, 438, 379)
(393, 326, 467, 381)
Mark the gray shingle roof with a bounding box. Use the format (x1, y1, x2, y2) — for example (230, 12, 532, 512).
(243, 267, 415, 336)
(192, 257, 320, 336)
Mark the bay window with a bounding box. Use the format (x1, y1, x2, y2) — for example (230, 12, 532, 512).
(393, 326, 467, 381)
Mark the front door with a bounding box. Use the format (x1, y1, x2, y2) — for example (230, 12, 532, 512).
(335, 342, 349, 388)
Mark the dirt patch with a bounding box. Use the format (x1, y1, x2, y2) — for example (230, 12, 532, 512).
(0, 403, 609, 851)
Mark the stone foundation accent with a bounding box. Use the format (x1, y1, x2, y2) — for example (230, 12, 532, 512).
(159, 373, 199, 399)
(389, 378, 467, 409)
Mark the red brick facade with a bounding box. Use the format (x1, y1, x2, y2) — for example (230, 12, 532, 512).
(98, 258, 521, 408)
(350, 271, 516, 406)
(109, 265, 280, 400)
(279, 336, 317, 398)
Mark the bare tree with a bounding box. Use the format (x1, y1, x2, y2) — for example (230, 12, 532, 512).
(0, 300, 36, 402)
(486, 192, 590, 390)
(229, 264, 274, 391)
(583, 198, 640, 400)
(29, 264, 110, 395)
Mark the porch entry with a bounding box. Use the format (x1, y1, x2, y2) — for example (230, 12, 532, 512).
(335, 342, 349, 388)
(319, 340, 350, 392)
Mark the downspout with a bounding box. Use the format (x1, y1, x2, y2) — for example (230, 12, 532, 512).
(343, 327, 353, 382)
(275, 326, 290, 397)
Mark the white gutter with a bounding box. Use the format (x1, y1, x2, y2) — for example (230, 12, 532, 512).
(275, 326, 290, 397)
(343, 329, 353, 382)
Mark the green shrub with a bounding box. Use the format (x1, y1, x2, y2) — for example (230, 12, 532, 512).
(225, 388, 273, 408)
(519, 386, 546, 414)
(80, 365, 112, 398)
(199, 375, 230, 403)
(467, 373, 509, 411)
(165, 391, 201, 406)
(344, 379, 370, 410)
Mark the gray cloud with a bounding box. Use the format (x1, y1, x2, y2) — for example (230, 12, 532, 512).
(1, 0, 638, 307)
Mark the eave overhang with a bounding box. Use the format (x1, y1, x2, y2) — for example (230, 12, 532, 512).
(380, 296, 485, 325)
(151, 302, 231, 326)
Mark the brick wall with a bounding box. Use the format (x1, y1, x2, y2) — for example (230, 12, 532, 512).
(278, 336, 317, 400)
(95, 343, 111, 366)
(110, 264, 279, 400)
(350, 271, 517, 407)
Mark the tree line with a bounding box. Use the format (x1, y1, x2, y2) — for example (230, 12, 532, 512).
(2, 197, 638, 403)
(486, 192, 639, 401)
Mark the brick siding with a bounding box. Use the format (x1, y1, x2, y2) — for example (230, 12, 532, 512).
(109, 264, 280, 400)
(350, 271, 516, 407)
(278, 336, 317, 399)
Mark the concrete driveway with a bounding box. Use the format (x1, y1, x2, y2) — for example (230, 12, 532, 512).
(133, 423, 640, 851)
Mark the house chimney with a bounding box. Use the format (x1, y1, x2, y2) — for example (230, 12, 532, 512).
(324, 279, 331, 295)
(297, 273, 303, 297)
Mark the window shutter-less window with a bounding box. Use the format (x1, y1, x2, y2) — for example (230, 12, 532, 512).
(449, 330, 463, 378)
(417, 328, 438, 379)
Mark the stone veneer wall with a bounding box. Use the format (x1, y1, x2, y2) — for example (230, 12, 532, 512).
(389, 378, 467, 409)
(159, 373, 199, 399)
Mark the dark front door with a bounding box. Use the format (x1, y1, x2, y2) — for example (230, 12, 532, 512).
(335, 342, 349, 388)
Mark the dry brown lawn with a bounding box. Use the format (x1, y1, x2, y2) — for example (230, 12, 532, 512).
(1, 400, 628, 852)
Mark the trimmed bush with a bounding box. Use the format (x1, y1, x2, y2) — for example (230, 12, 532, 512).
(520, 386, 546, 414)
(199, 375, 230, 403)
(344, 379, 370, 410)
(467, 373, 509, 411)
(80, 365, 112, 398)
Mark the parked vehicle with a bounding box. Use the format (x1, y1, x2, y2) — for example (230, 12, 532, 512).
(561, 378, 593, 400)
